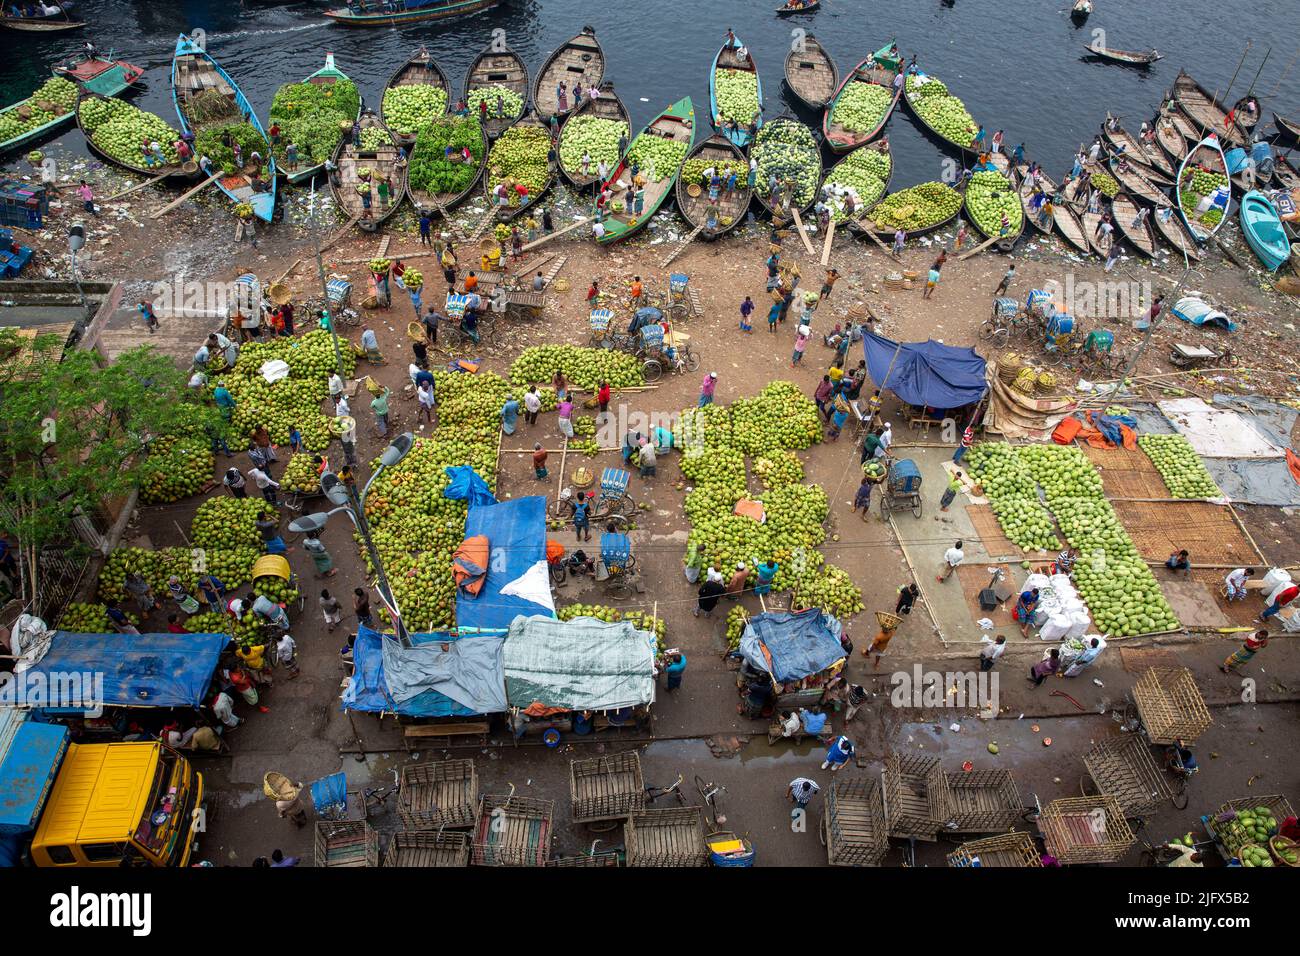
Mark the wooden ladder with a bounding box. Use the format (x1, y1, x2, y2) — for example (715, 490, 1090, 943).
(660, 224, 704, 268)
(465, 206, 498, 243)
(541, 255, 568, 285)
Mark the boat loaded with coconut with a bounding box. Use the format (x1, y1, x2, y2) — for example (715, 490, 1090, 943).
(823, 141, 892, 224)
(822, 40, 900, 154)
(76, 90, 196, 182)
(1176, 134, 1231, 242)
(463, 39, 530, 140)
(171, 33, 277, 222)
(323, 0, 503, 27)
(269, 54, 361, 185)
(485, 111, 554, 223)
(594, 96, 695, 245)
(0, 53, 142, 156)
(381, 49, 450, 147)
(557, 82, 629, 191)
(675, 133, 752, 240)
(329, 110, 407, 232)
(709, 35, 763, 149)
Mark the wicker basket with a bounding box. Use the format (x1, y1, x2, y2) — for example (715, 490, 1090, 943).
(1132, 667, 1211, 744)
(262, 772, 299, 801)
(998, 353, 1024, 383)
(1269, 836, 1298, 867)
(947, 831, 1041, 867)
(875, 611, 903, 631)
(268, 282, 292, 305)
(1039, 795, 1135, 864)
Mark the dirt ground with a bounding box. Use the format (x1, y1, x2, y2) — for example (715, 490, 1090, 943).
(16, 151, 1300, 867)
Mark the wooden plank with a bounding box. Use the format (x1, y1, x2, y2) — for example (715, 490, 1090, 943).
(520, 216, 594, 251)
(820, 218, 836, 266)
(150, 172, 223, 219)
(104, 169, 176, 202)
(956, 231, 1003, 261)
(858, 222, 903, 262)
(661, 224, 705, 268)
(790, 206, 816, 255)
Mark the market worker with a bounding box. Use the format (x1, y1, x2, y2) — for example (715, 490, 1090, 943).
(1259, 583, 1299, 623)
(213, 380, 236, 420)
(572, 491, 592, 542)
(1164, 548, 1191, 576)
(1015, 587, 1041, 635)
(653, 424, 674, 455)
(500, 394, 520, 436)
(860, 426, 885, 464)
(699, 371, 718, 407)
(1224, 567, 1254, 602)
(1055, 548, 1076, 575)
(252, 593, 291, 632)
(822, 735, 855, 772)
(360, 325, 382, 364)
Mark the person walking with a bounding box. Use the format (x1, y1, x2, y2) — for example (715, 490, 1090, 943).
(739, 295, 754, 333)
(1258, 582, 1298, 622)
(370, 386, 391, 438)
(923, 259, 942, 299)
(500, 394, 520, 435)
(1221, 630, 1269, 674)
(417, 378, 436, 425)
(852, 476, 874, 514)
(788, 777, 821, 816)
(637, 439, 657, 479)
(1029, 649, 1060, 686)
(865, 618, 898, 669)
(353, 588, 373, 628)
(938, 540, 964, 582)
(339, 414, 357, 467)
(418, 211, 432, 246)
(994, 262, 1016, 296)
(320, 589, 343, 632)
(303, 536, 337, 578)
(939, 470, 963, 511)
(820, 268, 839, 301)
(892, 228, 906, 256)
(663, 652, 687, 691)
(532, 443, 549, 480)
(276, 633, 300, 679)
(572, 492, 592, 541)
(223, 467, 248, 498)
(596, 381, 611, 422)
(821, 735, 855, 772)
(896, 583, 920, 616)
(694, 575, 726, 618)
(138, 299, 160, 333)
(249, 466, 280, 506)
(792, 324, 810, 367)
(77, 180, 97, 216)
(699, 371, 718, 407)
(979, 636, 1006, 672)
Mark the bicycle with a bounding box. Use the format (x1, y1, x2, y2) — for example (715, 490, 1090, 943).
(645, 773, 687, 806)
(361, 768, 400, 817)
(695, 774, 729, 827)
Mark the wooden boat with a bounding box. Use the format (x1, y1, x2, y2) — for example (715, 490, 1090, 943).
(1101, 119, 1174, 177)
(381, 50, 450, 147)
(1070, 0, 1093, 21)
(0, 5, 82, 31)
(1154, 115, 1188, 166)
(1082, 42, 1160, 66)
(674, 133, 751, 240)
(463, 39, 530, 140)
(274, 54, 358, 186)
(533, 27, 604, 122)
(330, 110, 407, 232)
(855, 181, 963, 240)
(1238, 190, 1290, 270)
(1016, 165, 1091, 254)
(75, 90, 196, 181)
(594, 96, 694, 245)
(324, 0, 502, 27)
(751, 113, 822, 217)
(784, 34, 838, 112)
(709, 37, 763, 149)
(1081, 207, 1113, 258)
(1273, 113, 1300, 147)
(1231, 94, 1262, 139)
(1148, 203, 1202, 260)
(171, 33, 277, 222)
(822, 41, 901, 154)
(1016, 170, 1053, 236)
(1273, 152, 1300, 192)
(557, 82, 628, 190)
(1167, 109, 1201, 146)
(485, 111, 554, 223)
(903, 66, 981, 155)
(964, 170, 1024, 252)
(54, 53, 144, 97)
(1172, 71, 1245, 147)
(403, 115, 487, 220)
(823, 139, 893, 230)
(1110, 194, 1157, 257)
(1176, 134, 1231, 242)
(775, 0, 820, 14)
(1107, 156, 1168, 206)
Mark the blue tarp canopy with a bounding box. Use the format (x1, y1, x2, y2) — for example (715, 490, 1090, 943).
(23, 632, 228, 709)
(443, 465, 496, 508)
(342, 625, 506, 717)
(738, 609, 846, 684)
(862, 331, 987, 409)
(456, 495, 555, 633)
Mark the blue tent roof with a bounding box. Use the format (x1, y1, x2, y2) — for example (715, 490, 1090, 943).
(862, 331, 988, 409)
(738, 608, 846, 683)
(23, 632, 228, 709)
(456, 495, 554, 634)
(343, 625, 482, 718)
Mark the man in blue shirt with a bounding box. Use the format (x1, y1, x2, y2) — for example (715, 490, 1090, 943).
(663, 653, 687, 691)
(572, 493, 591, 542)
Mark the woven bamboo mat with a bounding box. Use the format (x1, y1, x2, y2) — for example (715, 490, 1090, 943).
(966, 504, 1059, 559)
(1119, 647, 1181, 673)
(1082, 445, 1170, 499)
(1109, 500, 1261, 565)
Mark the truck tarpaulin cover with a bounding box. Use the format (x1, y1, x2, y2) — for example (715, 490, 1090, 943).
(0, 720, 68, 835)
(342, 624, 507, 716)
(22, 632, 229, 709)
(455, 495, 555, 633)
(738, 609, 846, 683)
(503, 615, 657, 712)
(862, 331, 988, 408)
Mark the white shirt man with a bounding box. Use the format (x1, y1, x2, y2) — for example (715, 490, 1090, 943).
(980, 637, 1006, 666)
(339, 417, 356, 446)
(940, 541, 965, 581)
(276, 633, 297, 666)
(523, 390, 542, 416)
(592, 221, 607, 240)
(418, 381, 436, 411)
(328, 372, 345, 401)
(212, 691, 240, 728)
(879, 422, 893, 453)
(248, 467, 279, 493)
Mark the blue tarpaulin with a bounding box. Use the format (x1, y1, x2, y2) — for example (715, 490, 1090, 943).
(861, 331, 988, 409)
(738, 609, 846, 683)
(0, 720, 68, 835)
(344, 626, 480, 717)
(342, 625, 505, 716)
(22, 632, 228, 709)
(456, 495, 554, 634)
(443, 465, 496, 508)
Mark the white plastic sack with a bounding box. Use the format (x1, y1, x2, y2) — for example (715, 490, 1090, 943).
(1040, 613, 1071, 642)
(1262, 567, 1292, 592)
(1066, 610, 1092, 640)
(1025, 573, 1051, 591)
(260, 359, 291, 384)
(1049, 574, 1075, 594)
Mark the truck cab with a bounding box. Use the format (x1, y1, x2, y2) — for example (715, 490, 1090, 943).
(29, 741, 204, 868)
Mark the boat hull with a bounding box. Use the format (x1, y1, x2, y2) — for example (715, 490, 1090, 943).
(324, 0, 501, 26)
(709, 38, 762, 149)
(1239, 191, 1289, 270)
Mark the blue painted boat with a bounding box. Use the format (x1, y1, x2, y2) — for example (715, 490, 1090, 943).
(170, 34, 277, 222)
(709, 39, 761, 149)
(1238, 190, 1289, 271)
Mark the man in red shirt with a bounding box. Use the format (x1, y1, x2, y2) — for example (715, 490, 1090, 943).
(1260, 583, 1299, 622)
(597, 380, 611, 416)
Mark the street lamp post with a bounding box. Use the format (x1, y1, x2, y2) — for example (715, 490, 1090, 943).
(67, 223, 92, 337)
(289, 433, 416, 647)
(308, 181, 347, 380)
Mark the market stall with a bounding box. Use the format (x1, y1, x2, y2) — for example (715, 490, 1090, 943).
(861, 330, 988, 426)
(735, 607, 847, 713)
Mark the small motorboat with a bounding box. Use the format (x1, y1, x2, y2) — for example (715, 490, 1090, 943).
(1071, 0, 1093, 21)
(1238, 190, 1290, 271)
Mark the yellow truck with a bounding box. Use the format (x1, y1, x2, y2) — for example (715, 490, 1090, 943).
(0, 718, 205, 868)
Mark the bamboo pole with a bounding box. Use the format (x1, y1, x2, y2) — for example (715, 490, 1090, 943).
(956, 231, 1003, 261)
(519, 216, 594, 251)
(553, 437, 569, 517)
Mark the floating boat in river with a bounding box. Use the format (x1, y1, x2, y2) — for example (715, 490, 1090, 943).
(775, 0, 820, 14)
(272, 54, 359, 186)
(675, 133, 751, 240)
(1238, 190, 1289, 270)
(965, 169, 1024, 252)
(903, 65, 981, 155)
(854, 180, 963, 241)
(1149, 202, 1204, 261)
(0, 54, 142, 156)
(709, 36, 763, 149)
(1101, 118, 1174, 177)
(1154, 114, 1188, 166)
(381, 49, 450, 148)
(1176, 134, 1231, 242)
(403, 114, 487, 221)
(1172, 71, 1245, 147)
(557, 82, 629, 191)
(171, 33, 277, 222)
(75, 89, 197, 181)
(751, 113, 822, 218)
(533, 27, 604, 121)
(0, 3, 82, 31)
(1107, 156, 1168, 205)
(594, 96, 694, 245)
(330, 110, 407, 232)
(463, 39, 530, 141)
(1082, 42, 1161, 66)
(1015, 165, 1090, 254)
(1070, 0, 1093, 22)
(783, 34, 838, 112)
(323, 0, 503, 27)
(822, 40, 901, 154)
(485, 111, 555, 224)
(1273, 113, 1300, 147)
(54, 52, 143, 96)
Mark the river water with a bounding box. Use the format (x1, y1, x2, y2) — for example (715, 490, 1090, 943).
(1, 0, 1296, 188)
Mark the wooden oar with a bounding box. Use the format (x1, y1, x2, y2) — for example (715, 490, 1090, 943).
(104, 169, 174, 201)
(790, 206, 817, 255)
(150, 171, 223, 219)
(819, 218, 836, 266)
(519, 216, 594, 252)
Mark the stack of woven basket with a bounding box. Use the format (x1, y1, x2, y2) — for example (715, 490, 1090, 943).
(998, 352, 1024, 385)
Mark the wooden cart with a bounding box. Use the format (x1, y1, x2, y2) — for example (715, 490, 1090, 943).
(570, 753, 646, 824)
(1038, 796, 1135, 864)
(397, 759, 479, 829)
(883, 753, 952, 842)
(313, 820, 379, 868)
(1132, 666, 1212, 744)
(624, 807, 708, 867)
(471, 793, 554, 867)
(944, 769, 1023, 834)
(947, 831, 1042, 868)
(382, 830, 470, 867)
(1082, 734, 1170, 818)
(822, 775, 888, 866)
(547, 850, 623, 867)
